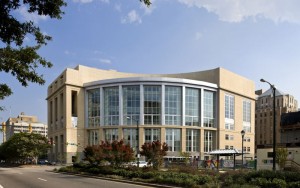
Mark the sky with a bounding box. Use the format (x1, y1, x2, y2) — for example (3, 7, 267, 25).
(2, 0, 300, 131)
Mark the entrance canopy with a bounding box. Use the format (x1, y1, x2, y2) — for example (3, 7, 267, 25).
(208, 149, 242, 156)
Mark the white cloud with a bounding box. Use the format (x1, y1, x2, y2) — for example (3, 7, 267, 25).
(64, 50, 76, 56)
(18, 6, 48, 23)
(121, 10, 142, 24)
(177, 0, 300, 24)
(195, 32, 203, 40)
(99, 58, 112, 64)
(91, 58, 112, 64)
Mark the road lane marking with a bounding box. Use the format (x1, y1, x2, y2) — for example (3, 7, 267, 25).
(38, 178, 47, 182)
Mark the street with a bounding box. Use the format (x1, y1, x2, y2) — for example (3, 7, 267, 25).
(0, 165, 154, 188)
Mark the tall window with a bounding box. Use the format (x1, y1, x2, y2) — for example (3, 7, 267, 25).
(88, 130, 98, 145)
(87, 89, 100, 127)
(104, 87, 119, 125)
(204, 130, 214, 152)
(166, 129, 181, 152)
(203, 90, 215, 127)
(225, 94, 234, 130)
(186, 129, 200, 152)
(145, 128, 161, 143)
(243, 100, 251, 132)
(165, 86, 182, 125)
(225, 94, 234, 119)
(104, 129, 118, 142)
(123, 86, 140, 125)
(144, 86, 161, 125)
(185, 88, 199, 126)
(123, 128, 138, 150)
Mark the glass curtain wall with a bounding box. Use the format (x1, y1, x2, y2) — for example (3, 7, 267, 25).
(144, 86, 161, 125)
(104, 87, 119, 125)
(165, 86, 182, 125)
(87, 89, 100, 127)
(123, 85, 140, 125)
(185, 88, 199, 126)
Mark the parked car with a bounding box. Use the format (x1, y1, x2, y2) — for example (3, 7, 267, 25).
(38, 159, 49, 165)
(130, 161, 150, 167)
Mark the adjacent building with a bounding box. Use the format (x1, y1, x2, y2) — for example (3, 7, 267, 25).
(255, 89, 298, 148)
(47, 65, 256, 164)
(3, 112, 48, 142)
(255, 89, 299, 170)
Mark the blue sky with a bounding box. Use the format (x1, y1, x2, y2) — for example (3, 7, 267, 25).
(2, 0, 300, 130)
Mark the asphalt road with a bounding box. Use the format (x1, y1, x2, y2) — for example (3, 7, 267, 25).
(0, 165, 154, 188)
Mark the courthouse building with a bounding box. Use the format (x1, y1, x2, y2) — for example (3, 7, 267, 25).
(47, 65, 255, 163)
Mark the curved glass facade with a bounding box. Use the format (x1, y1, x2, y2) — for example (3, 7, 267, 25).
(86, 82, 216, 127)
(85, 79, 217, 156)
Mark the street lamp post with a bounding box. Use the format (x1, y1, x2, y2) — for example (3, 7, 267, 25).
(241, 130, 245, 168)
(127, 116, 140, 167)
(260, 78, 276, 171)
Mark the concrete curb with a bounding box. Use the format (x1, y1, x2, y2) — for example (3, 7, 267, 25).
(49, 170, 181, 188)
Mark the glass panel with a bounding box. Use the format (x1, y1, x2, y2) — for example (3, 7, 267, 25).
(165, 86, 182, 125)
(123, 86, 140, 125)
(144, 86, 161, 125)
(123, 128, 137, 150)
(145, 128, 161, 143)
(87, 89, 100, 127)
(104, 129, 119, 142)
(203, 90, 215, 127)
(204, 130, 213, 152)
(104, 87, 119, 125)
(185, 88, 199, 126)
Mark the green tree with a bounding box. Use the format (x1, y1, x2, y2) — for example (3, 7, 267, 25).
(83, 140, 134, 167)
(276, 147, 288, 170)
(140, 140, 168, 169)
(83, 145, 105, 165)
(0, 132, 51, 163)
(0, 0, 151, 110)
(0, 0, 66, 108)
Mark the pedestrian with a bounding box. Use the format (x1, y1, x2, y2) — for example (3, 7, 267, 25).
(220, 158, 224, 168)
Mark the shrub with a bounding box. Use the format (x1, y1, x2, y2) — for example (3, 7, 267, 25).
(288, 181, 300, 188)
(195, 175, 213, 185)
(271, 178, 287, 188)
(88, 167, 101, 174)
(140, 171, 157, 179)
